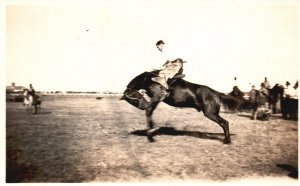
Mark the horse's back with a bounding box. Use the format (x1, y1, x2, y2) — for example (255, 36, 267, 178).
(164, 79, 222, 108)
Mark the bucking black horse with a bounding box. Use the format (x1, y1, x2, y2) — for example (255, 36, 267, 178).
(121, 59, 241, 144)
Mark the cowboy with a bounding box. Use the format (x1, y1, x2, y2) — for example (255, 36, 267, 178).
(150, 40, 185, 90)
(28, 83, 40, 105)
(132, 40, 186, 107)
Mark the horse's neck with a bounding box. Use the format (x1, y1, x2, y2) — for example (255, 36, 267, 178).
(128, 72, 151, 90)
(24, 92, 29, 100)
(24, 92, 34, 102)
(271, 87, 284, 97)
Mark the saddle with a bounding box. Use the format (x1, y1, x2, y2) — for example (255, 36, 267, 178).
(151, 58, 186, 89)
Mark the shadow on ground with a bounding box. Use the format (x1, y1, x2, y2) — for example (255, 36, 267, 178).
(276, 164, 298, 179)
(130, 126, 236, 143)
(6, 148, 39, 183)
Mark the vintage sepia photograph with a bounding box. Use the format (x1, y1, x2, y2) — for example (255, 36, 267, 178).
(3, 0, 299, 185)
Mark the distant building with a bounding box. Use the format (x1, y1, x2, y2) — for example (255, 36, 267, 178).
(6, 82, 26, 93)
(6, 83, 26, 102)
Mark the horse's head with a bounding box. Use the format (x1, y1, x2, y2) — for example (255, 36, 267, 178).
(120, 88, 150, 110)
(120, 72, 158, 110)
(23, 89, 33, 106)
(23, 89, 29, 96)
(126, 71, 157, 91)
(269, 84, 284, 103)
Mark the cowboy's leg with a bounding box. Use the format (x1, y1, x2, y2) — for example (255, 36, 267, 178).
(151, 71, 169, 89)
(162, 63, 183, 82)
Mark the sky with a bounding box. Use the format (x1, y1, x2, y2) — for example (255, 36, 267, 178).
(3, 0, 300, 92)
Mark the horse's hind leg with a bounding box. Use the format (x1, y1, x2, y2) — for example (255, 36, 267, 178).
(203, 106, 231, 144)
(207, 114, 231, 144)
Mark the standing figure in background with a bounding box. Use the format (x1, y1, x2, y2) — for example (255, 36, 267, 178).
(283, 81, 296, 98)
(248, 85, 257, 104)
(292, 81, 298, 99)
(233, 77, 238, 87)
(28, 83, 40, 105)
(282, 81, 298, 119)
(29, 83, 35, 96)
(263, 77, 271, 90)
(259, 83, 269, 107)
(293, 81, 298, 90)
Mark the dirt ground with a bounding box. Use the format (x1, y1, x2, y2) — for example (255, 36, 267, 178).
(6, 95, 298, 183)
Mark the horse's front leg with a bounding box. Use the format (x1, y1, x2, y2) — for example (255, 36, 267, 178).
(145, 84, 167, 141)
(146, 100, 160, 139)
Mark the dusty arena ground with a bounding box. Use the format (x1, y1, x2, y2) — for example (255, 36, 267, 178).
(6, 95, 298, 184)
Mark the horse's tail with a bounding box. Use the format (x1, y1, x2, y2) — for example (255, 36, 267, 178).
(219, 93, 242, 111)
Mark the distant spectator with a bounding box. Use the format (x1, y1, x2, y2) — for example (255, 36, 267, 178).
(293, 81, 298, 99)
(282, 81, 298, 119)
(263, 77, 271, 89)
(284, 81, 297, 98)
(293, 81, 298, 90)
(29, 84, 36, 96)
(259, 83, 269, 107)
(233, 77, 238, 87)
(259, 83, 269, 96)
(248, 85, 257, 104)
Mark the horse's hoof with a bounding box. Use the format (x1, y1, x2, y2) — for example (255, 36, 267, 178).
(223, 139, 231, 144)
(147, 135, 155, 143)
